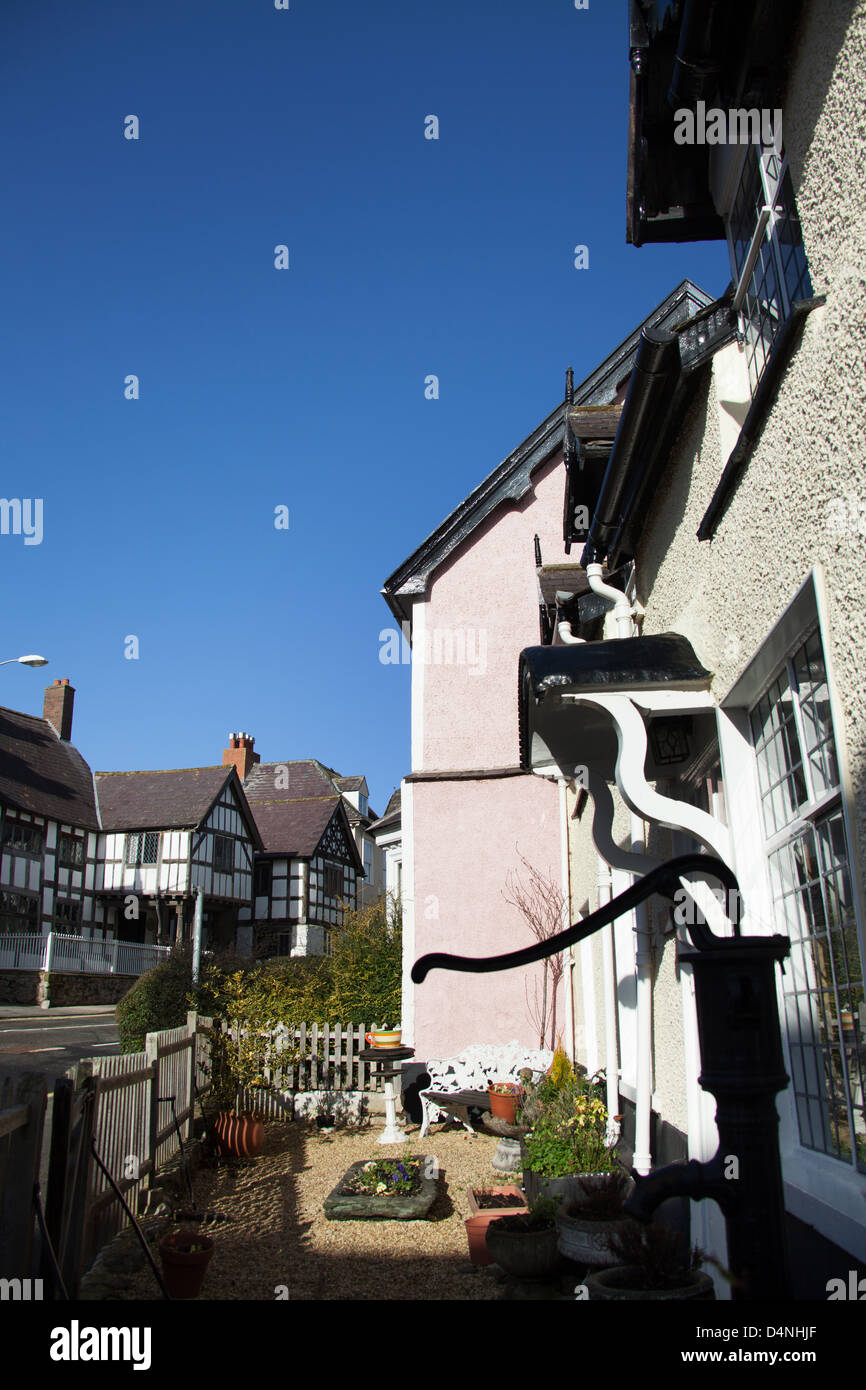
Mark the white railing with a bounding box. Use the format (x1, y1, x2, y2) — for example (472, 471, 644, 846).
(0, 932, 170, 977)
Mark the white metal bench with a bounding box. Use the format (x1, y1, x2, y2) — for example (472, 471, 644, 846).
(419, 1041, 553, 1137)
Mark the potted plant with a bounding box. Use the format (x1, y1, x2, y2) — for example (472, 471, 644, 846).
(520, 1067, 621, 1208)
(464, 1185, 527, 1266)
(488, 1080, 521, 1124)
(584, 1221, 715, 1301)
(555, 1170, 634, 1268)
(484, 1195, 561, 1281)
(201, 1020, 273, 1159)
(158, 1228, 215, 1300)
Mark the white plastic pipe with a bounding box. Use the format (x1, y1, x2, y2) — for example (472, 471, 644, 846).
(597, 857, 620, 1129)
(559, 778, 576, 1062)
(586, 562, 634, 640)
(631, 811, 653, 1175)
(557, 620, 586, 644)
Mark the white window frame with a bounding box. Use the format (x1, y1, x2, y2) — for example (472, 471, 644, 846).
(718, 568, 866, 1259)
(725, 143, 813, 395)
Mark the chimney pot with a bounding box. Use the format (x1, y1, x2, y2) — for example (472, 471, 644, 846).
(43, 679, 75, 741)
(222, 730, 260, 780)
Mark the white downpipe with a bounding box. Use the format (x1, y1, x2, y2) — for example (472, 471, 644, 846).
(558, 621, 586, 645)
(597, 858, 619, 1129)
(559, 778, 576, 1062)
(631, 811, 654, 1175)
(586, 563, 634, 640)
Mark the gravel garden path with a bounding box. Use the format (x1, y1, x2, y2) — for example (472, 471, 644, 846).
(114, 1118, 511, 1301)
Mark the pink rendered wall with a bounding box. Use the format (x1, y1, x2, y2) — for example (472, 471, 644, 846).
(409, 451, 573, 1059)
(422, 452, 572, 768)
(411, 775, 564, 1060)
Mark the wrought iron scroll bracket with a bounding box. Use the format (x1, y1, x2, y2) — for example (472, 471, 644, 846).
(411, 852, 742, 982)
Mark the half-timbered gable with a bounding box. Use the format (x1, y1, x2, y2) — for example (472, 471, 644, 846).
(240, 758, 364, 957)
(95, 766, 261, 949)
(0, 692, 103, 939)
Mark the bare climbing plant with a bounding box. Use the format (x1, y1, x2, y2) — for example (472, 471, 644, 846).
(502, 852, 567, 1051)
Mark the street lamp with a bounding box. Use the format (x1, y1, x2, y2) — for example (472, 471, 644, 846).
(0, 655, 49, 668)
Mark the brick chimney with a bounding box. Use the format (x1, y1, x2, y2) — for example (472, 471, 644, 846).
(222, 731, 260, 781)
(43, 678, 75, 741)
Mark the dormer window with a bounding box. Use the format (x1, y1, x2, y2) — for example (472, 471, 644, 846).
(728, 145, 813, 395)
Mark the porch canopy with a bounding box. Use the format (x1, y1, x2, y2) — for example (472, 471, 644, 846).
(519, 631, 714, 785)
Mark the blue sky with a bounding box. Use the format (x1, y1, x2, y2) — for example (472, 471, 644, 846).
(0, 0, 727, 815)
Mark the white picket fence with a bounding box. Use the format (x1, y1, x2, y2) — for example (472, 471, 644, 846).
(0, 932, 170, 977)
(84, 1011, 212, 1255)
(228, 1021, 385, 1116)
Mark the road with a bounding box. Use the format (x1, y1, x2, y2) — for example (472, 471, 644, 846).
(0, 1005, 120, 1084)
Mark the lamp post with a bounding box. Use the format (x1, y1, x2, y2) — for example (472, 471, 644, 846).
(0, 655, 49, 668)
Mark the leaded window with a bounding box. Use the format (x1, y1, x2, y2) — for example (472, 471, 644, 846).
(59, 833, 85, 867)
(324, 862, 343, 899)
(750, 629, 865, 1172)
(54, 899, 82, 933)
(729, 145, 813, 395)
(0, 889, 40, 933)
(125, 831, 161, 866)
(213, 834, 234, 874)
(1, 818, 44, 856)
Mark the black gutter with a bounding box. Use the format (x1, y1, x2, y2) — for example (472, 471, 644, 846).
(581, 328, 681, 567)
(697, 297, 825, 541)
(667, 0, 728, 109)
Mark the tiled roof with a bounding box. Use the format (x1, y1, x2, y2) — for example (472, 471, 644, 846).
(0, 706, 98, 829)
(246, 797, 343, 857)
(244, 760, 338, 803)
(94, 767, 236, 831)
(335, 774, 366, 793)
(369, 787, 401, 833)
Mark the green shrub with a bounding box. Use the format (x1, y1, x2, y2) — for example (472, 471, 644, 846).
(116, 950, 193, 1053)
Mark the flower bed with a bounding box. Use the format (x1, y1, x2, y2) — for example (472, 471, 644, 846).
(323, 1155, 438, 1220)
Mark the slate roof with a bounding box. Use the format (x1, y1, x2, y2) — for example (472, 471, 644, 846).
(0, 705, 98, 829)
(369, 788, 401, 833)
(242, 760, 366, 869)
(335, 775, 366, 793)
(381, 280, 713, 627)
(94, 767, 239, 832)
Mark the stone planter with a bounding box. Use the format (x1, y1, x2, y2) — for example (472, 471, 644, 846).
(555, 1208, 628, 1268)
(484, 1219, 560, 1281)
(585, 1266, 716, 1301)
(323, 1157, 438, 1220)
(523, 1167, 624, 1211)
(464, 1186, 527, 1266)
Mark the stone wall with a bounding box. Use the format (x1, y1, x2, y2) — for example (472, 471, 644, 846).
(0, 970, 136, 1007)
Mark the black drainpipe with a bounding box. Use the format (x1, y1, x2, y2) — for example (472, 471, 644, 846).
(581, 328, 681, 568)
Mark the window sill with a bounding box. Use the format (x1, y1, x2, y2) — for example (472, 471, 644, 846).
(697, 296, 826, 541)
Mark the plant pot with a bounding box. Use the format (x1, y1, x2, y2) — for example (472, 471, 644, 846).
(584, 1265, 716, 1301)
(366, 1030, 402, 1047)
(522, 1168, 623, 1212)
(485, 1220, 561, 1281)
(555, 1209, 629, 1269)
(213, 1110, 265, 1158)
(464, 1186, 527, 1266)
(488, 1083, 520, 1124)
(158, 1230, 214, 1300)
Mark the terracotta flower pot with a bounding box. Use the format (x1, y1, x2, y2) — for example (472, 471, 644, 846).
(584, 1265, 716, 1301)
(213, 1110, 265, 1158)
(158, 1230, 214, 1300)
(488, 1083, 520, 1124)
(464, 1186, 527, 1266)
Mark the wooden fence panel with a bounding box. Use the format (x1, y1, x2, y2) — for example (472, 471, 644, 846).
(0, 1069, 47, 1281)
